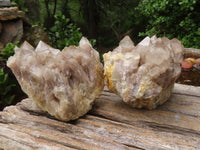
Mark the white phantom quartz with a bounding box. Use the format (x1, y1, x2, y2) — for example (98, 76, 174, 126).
(103, 35, 183, 109)
(7, 37, 104, 121)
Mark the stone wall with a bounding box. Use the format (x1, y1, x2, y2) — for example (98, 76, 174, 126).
(0, 7, 49, 51)
(0, 7, 26, 50)
(0, 0, 11, 7)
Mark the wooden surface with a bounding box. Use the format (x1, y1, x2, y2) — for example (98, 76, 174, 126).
(184, 48, 200, 58)
(0, 83, 200, 150)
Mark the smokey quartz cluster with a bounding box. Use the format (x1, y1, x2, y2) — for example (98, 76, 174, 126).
(7, 37, 104, 121)
(104, 36, 183, 109)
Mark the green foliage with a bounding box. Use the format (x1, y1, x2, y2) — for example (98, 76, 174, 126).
(0, 42, 25, 110)
(47, 12, 95, 50)
(94, 0, 140, 46)
(68, 0, 84, 24)
(47, 12, 82, 49)
(1, 42, 19, 62)
(136, 0, 200, 48)
(89, 39, 97, 48)
(0, 69, 15, 106)
(11, 0, 28, 12)
(10, 0, 200, 49)
(99, 53, 104, 63)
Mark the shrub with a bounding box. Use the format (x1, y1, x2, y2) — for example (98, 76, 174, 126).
(1, 42, 19, 61)
(11, 0, 28, 12)
(0, 42, 26, 110)
(46, 12, 96, 50)
(47, 12, 82, 49)
(136, 0, 200, 48)
(0, 69, 15, 109)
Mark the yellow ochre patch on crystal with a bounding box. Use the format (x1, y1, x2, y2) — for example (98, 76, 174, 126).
(104, 64, 117, 93)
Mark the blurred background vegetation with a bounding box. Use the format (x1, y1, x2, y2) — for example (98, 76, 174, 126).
(0, 0, 200, 109)
(12, 0, 200, 50)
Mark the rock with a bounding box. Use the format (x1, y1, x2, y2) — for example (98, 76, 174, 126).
(195, 58, 200, 65)
(103, 35, 183, 109)
(0, 0, 11, 7)
(193, 64, 200, 70)
(181, 57, 200, 70)
(193, 58, 200, 70)
(184, 58, 196, 64)
(181, 61, 193, 70)
(181, 57, 197, 70)
(0, 7, 48, 52)
(0, 7, 26, 21)
(0, 7, 30, 51)
(7, 38, 104, 121)
(0, 19, 23, 48)
(22, 25, 50, 47)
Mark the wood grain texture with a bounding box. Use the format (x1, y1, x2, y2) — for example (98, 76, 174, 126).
(184, 48, 200, 58)
(0, 83, 200, 150)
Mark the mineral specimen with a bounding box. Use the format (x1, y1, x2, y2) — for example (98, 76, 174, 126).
(7, 37, 104, 121)
(104, 35, 183, 109)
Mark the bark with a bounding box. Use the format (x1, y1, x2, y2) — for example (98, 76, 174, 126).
(80, 0, 99, 39)
(87, 0, 98, 38)
(24, 0, 40, 23)
(44, 0, 57, 29)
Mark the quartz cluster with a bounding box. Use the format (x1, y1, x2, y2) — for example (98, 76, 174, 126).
(7, 37, 104, 121)
(104, 36, 183, 109)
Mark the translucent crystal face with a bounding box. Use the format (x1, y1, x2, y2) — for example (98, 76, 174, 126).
(7, 37, 104, 121)
(104, 35, 183, 109)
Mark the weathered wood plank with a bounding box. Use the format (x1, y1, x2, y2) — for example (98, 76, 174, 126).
(0, 83, 200, 150)
(184, 48, 200, 58)
(174, 83, 200, 97)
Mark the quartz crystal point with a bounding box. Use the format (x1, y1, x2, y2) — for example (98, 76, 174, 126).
(103, 35, 183, 109)
(7, 38, 104, 121)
